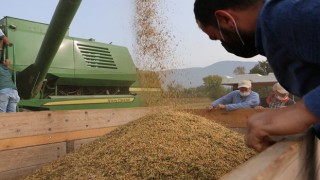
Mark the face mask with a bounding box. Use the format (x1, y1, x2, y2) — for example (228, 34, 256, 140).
(217, 18, 258, 58)
(240, 91, 250, 97)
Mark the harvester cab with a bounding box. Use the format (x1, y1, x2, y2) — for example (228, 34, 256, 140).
(0, 0, 149, 111)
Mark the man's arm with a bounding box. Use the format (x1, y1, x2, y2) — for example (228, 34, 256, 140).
(0, 29, 12, 46)
(246, 100, 319, 152)
(210, 91, 235, 107)
(286, 98, 295, 106)
(225, 92, 260, 111)
(226, 102, 252, 111)
(2, 35, 11, 46)
(1, 35, 12, 46)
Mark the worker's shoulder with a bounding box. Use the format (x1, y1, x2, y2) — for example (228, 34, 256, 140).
(229, 90, 240, 95)
(287, 98, 296, 105)
(261, 0, 319, 26)
(251, 91, 260, 96)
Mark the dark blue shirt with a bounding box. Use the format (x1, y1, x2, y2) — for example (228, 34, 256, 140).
(256, 0, 320, 117)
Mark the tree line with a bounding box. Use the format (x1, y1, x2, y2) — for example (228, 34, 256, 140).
(165, 60, 273, 100)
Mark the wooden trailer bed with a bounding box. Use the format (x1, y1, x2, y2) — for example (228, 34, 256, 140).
(0, 108, 310, 179)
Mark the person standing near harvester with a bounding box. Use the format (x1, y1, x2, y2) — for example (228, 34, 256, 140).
(193, 0, 320, 154)
(0, 59, 20, 112)
(0, 29, 12, 62)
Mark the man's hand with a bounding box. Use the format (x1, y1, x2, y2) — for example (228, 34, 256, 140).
(208, 104, 226, 111)
(217, 104, 226, 109)
(2, 36, 12, 47)
(254, 106, 265, 110)
(245, 112, 276, 152)
(245, 101, 317, 152)
(207, 105, 214, 111)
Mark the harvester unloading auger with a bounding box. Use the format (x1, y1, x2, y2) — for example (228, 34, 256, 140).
(16, 0, 82, 100)
(1, 0, 157, 111)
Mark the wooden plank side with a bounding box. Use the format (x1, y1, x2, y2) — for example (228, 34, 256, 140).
(183, 109, 263, 128)
(0, 127, 116, 151)
(0, 107, 153, 140)
(221, 140, 303, 180)
(74, 137, 98, 150)
(273, 138, 320, 180)
(0, 142, 66, 172)
(267, 150, 301, 180)
(0, 165, 41, 180)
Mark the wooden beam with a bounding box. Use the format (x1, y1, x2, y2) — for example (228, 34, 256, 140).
(0, 107, 153, 140)
(0, 165, 41, 180)
(0, 142, 66, 172)
(0, 127, 116, 151)
(74, 137, 98, 150)
(221, 138, 306, 180)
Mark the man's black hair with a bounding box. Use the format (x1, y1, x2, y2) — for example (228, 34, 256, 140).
(194, 0, 262, 27)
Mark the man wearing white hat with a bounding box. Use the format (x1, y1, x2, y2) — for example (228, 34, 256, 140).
(208, 80, 260, 111)
(267, 83, 295, 108)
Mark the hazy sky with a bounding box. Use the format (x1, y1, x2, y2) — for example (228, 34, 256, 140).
(1, 0, 265, 69)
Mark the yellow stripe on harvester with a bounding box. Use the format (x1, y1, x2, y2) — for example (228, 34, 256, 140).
(129, 87, 161, 92)
(43, 97, 135, 106)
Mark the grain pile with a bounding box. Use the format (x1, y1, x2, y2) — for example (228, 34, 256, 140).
(25, 111, 256, 180)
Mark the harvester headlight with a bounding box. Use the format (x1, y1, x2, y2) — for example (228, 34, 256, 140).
(9, 24, 17, 30)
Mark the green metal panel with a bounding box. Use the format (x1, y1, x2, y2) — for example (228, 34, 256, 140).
(73, 39, 137, 86)
(3, 18, 138, 88)
(4, 17, 51, 70)
(0, 0, 146, 111)
(15, 0, 82, 99)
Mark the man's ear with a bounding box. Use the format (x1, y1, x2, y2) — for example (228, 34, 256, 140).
(214, 10, 235, 30)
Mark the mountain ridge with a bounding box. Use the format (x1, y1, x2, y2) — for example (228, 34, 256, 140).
(159, 60, 257, 88)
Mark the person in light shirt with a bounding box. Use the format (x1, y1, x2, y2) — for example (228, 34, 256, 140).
(208, 80, 260, 111)
(0, 29, 12, 62)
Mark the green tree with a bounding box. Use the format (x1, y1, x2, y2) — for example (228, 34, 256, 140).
(233, 66, 246, 75)
(249, 60, 274, 98)
(183, 87, 206, 98)
(195, 85, 206, 97)
(202, 75, 229, 100)
(249, 60, 273, 75)
(166, 83, 185, 98)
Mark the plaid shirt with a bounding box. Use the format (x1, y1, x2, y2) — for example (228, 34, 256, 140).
(266, 96, 295, 109)
(268, 99, 286, 109)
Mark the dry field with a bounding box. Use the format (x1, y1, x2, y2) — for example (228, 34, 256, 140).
(172, 97, 212, 109)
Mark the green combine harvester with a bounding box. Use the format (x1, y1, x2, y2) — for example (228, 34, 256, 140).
(0, 0, 152, 111)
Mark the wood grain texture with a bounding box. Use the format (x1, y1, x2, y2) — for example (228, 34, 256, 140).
(0, 107, 153, 140)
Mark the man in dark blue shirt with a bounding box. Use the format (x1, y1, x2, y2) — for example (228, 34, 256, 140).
(194, 0, 320, 152)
